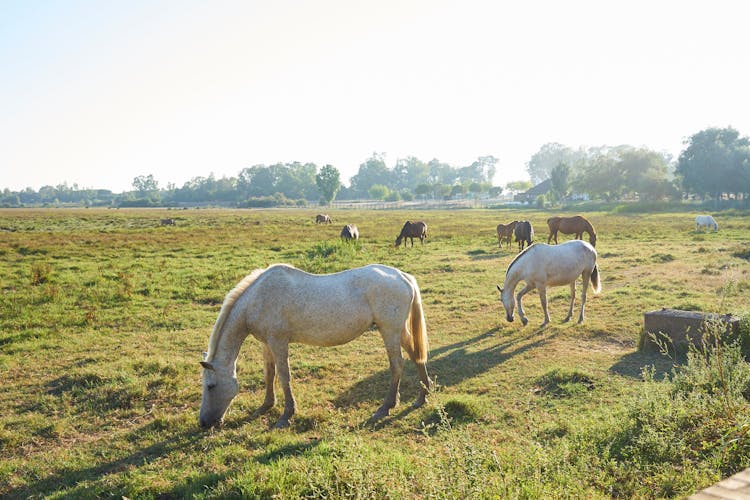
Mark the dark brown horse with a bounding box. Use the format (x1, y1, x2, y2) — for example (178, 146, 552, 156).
(514, 220, 533, 250)
(340, 224, 359, 241)
(496, 221, 518, 249)
(395, 221, 427, 247)
(547, 215, 596, 247)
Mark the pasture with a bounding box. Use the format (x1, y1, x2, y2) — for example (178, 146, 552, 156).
(1, 207, 749, 498)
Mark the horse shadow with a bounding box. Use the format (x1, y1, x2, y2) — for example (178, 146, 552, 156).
(608, 349, 676, 381)
(4, 421, 215, 499)
(332, 326, 555, 423)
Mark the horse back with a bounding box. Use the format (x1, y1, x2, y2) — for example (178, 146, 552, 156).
(248, 264, 415, 345)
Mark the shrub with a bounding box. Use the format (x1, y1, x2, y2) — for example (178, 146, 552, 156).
(604, 335, 750, 494)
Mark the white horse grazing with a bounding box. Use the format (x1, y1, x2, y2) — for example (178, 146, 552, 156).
(199, 263, 431, 429)
(496, 240, 601, 327)
(695, 215, 718, 231)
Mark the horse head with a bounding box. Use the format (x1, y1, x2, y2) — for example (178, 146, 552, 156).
(199, 356, 239, 428)
(496, 284, 515, 322)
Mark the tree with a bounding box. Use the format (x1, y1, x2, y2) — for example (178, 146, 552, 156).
(427, 159, 457, 185)
(676, 127, 750, 199)
(450, 184, 467, 199)
(315, 164, 341, 205)
(415, 184, 431, 199)
(549, 163, 571, 203)
(526, 143, 585, 184)
(368, 184, 389, 200)
(468, 182, 484, 199)
(574, 153, 621, 201)
(349, 153, 394, 198)
(616, 148, 670, 200)
(393, 156, 429, 190)
(132, 174, 159, 195)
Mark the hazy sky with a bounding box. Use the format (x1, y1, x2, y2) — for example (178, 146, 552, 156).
(2, 1, 749, 193)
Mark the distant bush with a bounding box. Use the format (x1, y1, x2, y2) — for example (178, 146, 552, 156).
(239, 193, 307, 208)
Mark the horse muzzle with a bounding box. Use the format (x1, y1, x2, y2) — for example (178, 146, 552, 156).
(199, 415, 223, 429)
(506, 313, 514, 322)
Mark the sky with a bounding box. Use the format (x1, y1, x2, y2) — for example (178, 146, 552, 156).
(2, 0, 750, 193)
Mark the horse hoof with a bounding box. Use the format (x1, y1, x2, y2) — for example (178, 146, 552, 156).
(413, 394, 427, 408)
(253, 403, 275, 417)
(521, 317, 528, 326)
(372, 407, 391, 420)
(274, 418, 290, 429)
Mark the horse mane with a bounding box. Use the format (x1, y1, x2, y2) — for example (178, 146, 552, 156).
(205, 267, 267, 361)
(505, 243, 536, 275)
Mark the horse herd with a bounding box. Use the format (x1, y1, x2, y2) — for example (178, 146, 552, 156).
(497, 215, 597, 251)
(316, 213, 428, 247)
(199, 212, 719, 429)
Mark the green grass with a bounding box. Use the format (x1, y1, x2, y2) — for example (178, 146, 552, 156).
(1, 207, 749, 498)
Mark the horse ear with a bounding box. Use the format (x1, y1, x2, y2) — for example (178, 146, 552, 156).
(200, 361, 215, 371)
(496, 285, 503, 293)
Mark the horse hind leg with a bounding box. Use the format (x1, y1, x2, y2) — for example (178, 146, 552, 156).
(578, 272, 592, 323)
(563, 282, 576, 322)
(373, 332, 404, 420)
(538, 286, 551, 327)
(402, 328, 431, 408)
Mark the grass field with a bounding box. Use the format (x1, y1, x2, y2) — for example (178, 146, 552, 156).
(1, 207, 749, 498)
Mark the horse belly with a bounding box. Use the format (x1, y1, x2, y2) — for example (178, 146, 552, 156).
(288, 314, 373, 347)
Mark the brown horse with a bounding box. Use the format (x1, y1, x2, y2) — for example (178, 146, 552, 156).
(395, 221, 427, 247)
(496, 221, 518, 249)
(547, 216, 597, 247)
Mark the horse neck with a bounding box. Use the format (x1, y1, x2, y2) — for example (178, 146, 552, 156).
(207, 295, 251, 371)
(503, 253, 526, 291)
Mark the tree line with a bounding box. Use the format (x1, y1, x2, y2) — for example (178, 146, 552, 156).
(528, 127, 750, 204)
(2, 127, 749, 208)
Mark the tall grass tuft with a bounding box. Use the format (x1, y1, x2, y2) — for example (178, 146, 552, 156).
(301, 240, 362, 274)
(30, 262, 51, 286)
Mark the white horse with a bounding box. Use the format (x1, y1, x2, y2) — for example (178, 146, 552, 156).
(496, 240, 601, 327)
(199, 263, 431, 429)
(695, 215, 718, 231)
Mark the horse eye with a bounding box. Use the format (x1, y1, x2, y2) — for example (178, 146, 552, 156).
(207, 383, 216, 390)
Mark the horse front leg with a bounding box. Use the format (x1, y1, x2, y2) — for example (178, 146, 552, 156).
(267, 341, 295, 428)
(253, 344, 276, 416)
(563, 282, 576, 322)
(373, 339, 404, 420)
(516, 283, 534, 326)
(538, 286, 550, 327)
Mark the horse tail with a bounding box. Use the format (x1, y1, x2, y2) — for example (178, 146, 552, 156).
(591, 264, 602, 294)
(402, 276, 428, 364)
